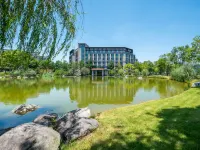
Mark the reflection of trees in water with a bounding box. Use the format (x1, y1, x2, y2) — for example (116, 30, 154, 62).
(69, 78, 187, 107)
(0, 78, 72, 105)
(0, 77, 187, 106)
(69, 77, 139, 107)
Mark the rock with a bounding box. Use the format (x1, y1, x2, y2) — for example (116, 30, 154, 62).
(0, 127, 13, 136)
(55, 108, 98, 143)
(55, 108, 91, 134)
(192, 82, 200, 88)
(69, 107, 91, 118)
(12, 104, 39, 115)
(56, 117, 98, 143)
(33, 113, 58, 127)
(0, 123, 60, 150)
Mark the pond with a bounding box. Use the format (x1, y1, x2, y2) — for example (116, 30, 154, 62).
(0, 77, 188, 130)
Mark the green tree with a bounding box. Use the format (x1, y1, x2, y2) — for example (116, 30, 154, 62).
(124, 63, 135, 75)
(0, 0, 83, 58)
(81, 67, 90, 76)
(107, 61, 114, 70)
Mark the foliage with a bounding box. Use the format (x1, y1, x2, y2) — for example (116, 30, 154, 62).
(85, 60, 93, 69)
(118, 69, 124, 76)
(74, 69, 81, 76)
(124, 63, 135, 75)
(107, 61, 114, 70)
(134, 69, 140, 76)
(171, 64, 196, 82)
(10, 70, 21, 77)
(54, 69, 65, 77)
(109, 69, 115, 76)
(81, 67, 90, 76)
(23, 69, 37, 77)
(142, 69, 149, 76)
(0, 0, 83, 59)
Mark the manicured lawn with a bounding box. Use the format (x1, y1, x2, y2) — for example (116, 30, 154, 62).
(63, 88, 200, 150)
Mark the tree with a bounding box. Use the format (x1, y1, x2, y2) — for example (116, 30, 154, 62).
(124, 63, 135, 75)
(107, 61, 114, 70)
(79, 61, 85, 69)
(39, 60, 51, 72)
(81, 67, 90, 76)
(0, 0, 83, 58)
(85, 60, 93, 69)
(142, 69, 149, 76)
(171, 64, 196, 82)
(54, 61, 63, 70)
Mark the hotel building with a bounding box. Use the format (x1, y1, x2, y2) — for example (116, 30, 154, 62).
(69, 43, 136, 75)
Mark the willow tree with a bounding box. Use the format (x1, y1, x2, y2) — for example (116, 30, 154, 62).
(0, 0, 83, 59)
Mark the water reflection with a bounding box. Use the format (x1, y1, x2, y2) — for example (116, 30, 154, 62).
(0, 77, 187, 106)
(0, 77, 187, 129)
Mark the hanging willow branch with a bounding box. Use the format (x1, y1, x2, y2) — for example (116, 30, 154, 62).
(0, 0, 83, 59)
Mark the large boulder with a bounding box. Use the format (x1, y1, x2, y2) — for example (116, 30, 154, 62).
(12, 104, 39, 115)
(60, 117, 99, 143)
(0, 123, 60, 150)
(68, 107, 91, 118)
(55, 108, 91, 134)
(55, 108, 98, 143)
(33, 113, 58, 127)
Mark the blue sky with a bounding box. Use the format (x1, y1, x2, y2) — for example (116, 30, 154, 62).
(60, 0, 200, 62)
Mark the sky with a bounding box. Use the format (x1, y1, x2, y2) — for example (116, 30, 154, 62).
(58, 0, 200, 62)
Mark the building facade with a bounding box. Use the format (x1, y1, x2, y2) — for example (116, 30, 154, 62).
(69, 43, 136, 68)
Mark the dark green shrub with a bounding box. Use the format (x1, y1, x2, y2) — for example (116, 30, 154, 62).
(142, 69, 149, 76)
(81, 67, 90, 76)
(54, 69, 65, 77)
(109, 69, 115, 76)
(24, 69, 37, 78)
(10, 70, 21, 77)
(171, 64, 196, 82)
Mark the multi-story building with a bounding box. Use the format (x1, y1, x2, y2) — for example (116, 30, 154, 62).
(69, 43, 136, 66)
(69, 43, 136, 75)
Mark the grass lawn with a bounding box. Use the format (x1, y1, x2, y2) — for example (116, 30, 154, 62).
(62, 88, 200, 150)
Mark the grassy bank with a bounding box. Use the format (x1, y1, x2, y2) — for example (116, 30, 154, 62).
(63, 87, 200, 150)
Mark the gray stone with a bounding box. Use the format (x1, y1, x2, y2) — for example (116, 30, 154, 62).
(0, 123, 60, 150)
(33, 113, 58, 127)
(192, 82, 200, 88)
(55, 108, 98, 143)
(56, 117, 98, 143)
(12, 104, 39, 115)
(68, 107, 91, 118)
(55, 108, 91, 134)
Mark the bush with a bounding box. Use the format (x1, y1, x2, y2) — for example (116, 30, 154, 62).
(109, 69, 115, 76)
(54, 69, 65, 77)
(0, 72, 6, 77)
(24, 69, 37, 78)
(81, 67, 90, 76)
(42, 72, 53, 79)
(10, 70, 21, 77)
(118, 69, 124, 76)
(74, 69, 81, 76)
(142, 69, 149, 76)
(171, 64, 196, 82)
(66, 69, 74, 76)
(134, 69, 140, 76)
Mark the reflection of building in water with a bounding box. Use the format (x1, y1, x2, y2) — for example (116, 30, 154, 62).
(69, 78, 138, 107)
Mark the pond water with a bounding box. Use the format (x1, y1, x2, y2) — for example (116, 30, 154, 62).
(0, 77, 188, 130)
